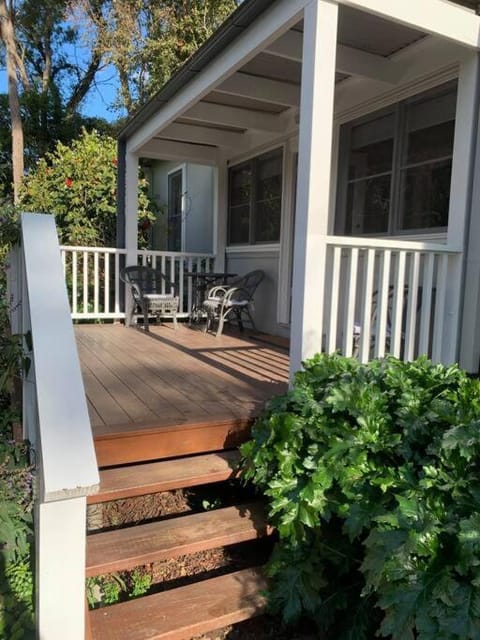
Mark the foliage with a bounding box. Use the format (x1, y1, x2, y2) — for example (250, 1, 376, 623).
(78, 0, 238, 114)
(241, 353, 480, 639)
(19, 128, 155, 247)
(86, 567, 152, 607)
(0, 210, 35, 638)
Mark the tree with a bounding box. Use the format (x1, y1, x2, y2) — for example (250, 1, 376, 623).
(0, 0, 112, 201)
(77, 0, 238, 115)
(18, 128, 154, 247)
(0, 0, 29, 202)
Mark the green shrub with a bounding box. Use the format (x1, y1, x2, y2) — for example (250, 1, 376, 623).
(241, 353, 480, 639)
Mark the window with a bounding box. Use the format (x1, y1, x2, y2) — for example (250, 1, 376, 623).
(228, 148, 283, 245)
(336, 82, 457, 236)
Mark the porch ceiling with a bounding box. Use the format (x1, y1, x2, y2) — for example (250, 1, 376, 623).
(124, 0, 476, 164)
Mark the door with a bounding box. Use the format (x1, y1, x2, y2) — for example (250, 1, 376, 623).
(167, 169, 183, 252)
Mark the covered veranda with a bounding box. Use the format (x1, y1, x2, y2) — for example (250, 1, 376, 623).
(116, 0, 480, 375)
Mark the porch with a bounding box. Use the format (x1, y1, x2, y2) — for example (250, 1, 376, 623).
(75, 322, 289, 465)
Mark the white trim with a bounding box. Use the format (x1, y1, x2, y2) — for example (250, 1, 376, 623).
(167, 163, 187, 252)
(290, 0, 338, 377)
(226, 244, 280, 254)
(21, 213, 99, 500)
(327, 234, 461, 253)
(277, 140, 296, 325)
(336, 0, 480, 50)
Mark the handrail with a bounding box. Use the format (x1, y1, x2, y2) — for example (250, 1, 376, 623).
(326, 234, 462, 254)
(20, 213, 99, 501)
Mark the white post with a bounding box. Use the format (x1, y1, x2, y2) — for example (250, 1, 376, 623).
(36, 497, 87, 640)
(458, 52, 480, 371)
(213, 161, 228, 272)
(289, 0, 338, 379)
(125, 150, 139, 324)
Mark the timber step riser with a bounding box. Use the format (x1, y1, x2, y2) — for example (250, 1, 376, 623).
(87, 448, 269, 639)
(88, 451, 241, 505)
(86, 502, 272, 577)
(94, 418, 252, 467)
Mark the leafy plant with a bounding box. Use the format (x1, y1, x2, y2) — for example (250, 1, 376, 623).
(0, 213, 35, 638)
(18, 128, 155, 247)
(241, 353, 480, 639)
(87, 567, 152, 607)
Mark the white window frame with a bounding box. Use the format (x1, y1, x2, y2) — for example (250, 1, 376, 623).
(227, 144, 285, 248)
(335, 80, 457, 237)
(167, 163, 187, 252)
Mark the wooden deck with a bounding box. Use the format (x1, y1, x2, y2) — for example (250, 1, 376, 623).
(75, 323, 289, 439)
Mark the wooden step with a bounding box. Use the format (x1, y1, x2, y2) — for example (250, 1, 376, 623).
(94, 417, 253, 467)
(86, 503, 271, 577)
(88, 451, 240, 505)
(88, 567, 267, 640)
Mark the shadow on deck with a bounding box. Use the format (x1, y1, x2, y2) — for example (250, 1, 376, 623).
(75, 323, 289, 465)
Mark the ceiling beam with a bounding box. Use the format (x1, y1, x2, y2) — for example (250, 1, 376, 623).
(158, 122, 246, 148)
(265, 30, 405, 83)
(336, 44, 404, 83)
(182, 102, 285, 132)
(138, 139, 218, 165)
(264, 29, 303, 61)
(216, 72, 300, 107)
(337, 0, 480, 49)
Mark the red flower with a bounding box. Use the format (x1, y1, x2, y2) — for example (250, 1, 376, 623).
(65, 177, 73, 188)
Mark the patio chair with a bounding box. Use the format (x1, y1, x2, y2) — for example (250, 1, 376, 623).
(120, 265, 179, 331)
(353, 284, 426, 358)
(202, 270, 264, 337)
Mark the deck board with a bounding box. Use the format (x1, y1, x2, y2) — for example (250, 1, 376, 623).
(75, 324, 289, 435)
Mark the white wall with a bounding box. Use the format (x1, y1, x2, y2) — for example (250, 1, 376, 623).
(149, 160, 214, 253)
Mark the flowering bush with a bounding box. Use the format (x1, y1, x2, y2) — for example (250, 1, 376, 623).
(19, 128, 155, 247)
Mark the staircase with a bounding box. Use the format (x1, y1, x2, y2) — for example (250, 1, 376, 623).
(85, 420, 272, 639)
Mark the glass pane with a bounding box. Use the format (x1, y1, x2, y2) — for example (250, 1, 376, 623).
(345, 175, 391, 234)
(167, 171, 182, 252)
(255, 198, 281, 243)
(228, 205, 250, 244)
(229, 163, 252, 206)
(256, 151, 282, 202)
(405, 120, 455, 165)
(348, 113, 394, 180)
(399, 159, 451, 230)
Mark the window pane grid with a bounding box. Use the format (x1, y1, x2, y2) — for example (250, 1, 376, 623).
(338, 81, 457, 237)
(228, 148, 283, 245)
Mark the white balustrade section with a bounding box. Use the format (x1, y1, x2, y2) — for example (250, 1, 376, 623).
(323, 236, 463, 364)
(9, 213, 99, 639)
(60, 245, 215, 320)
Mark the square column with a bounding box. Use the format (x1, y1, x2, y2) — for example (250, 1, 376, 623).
(289, 0, 338, 379)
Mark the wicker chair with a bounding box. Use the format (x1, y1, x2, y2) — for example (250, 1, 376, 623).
(120, 265, 179, 331)
(202, 270, 264, 337)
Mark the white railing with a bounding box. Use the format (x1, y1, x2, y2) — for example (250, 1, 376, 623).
(9, 214, 99, 639)
(323, 236, 463, 364)
(60, 245, 215, 320)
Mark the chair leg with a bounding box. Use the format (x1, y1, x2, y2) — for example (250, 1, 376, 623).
(172, 309, 178, 329)
(216, 312, 226, 337)
(126, 299, 136, 327)
(142, 302, 150, 331)
(246, 306, 256, 332)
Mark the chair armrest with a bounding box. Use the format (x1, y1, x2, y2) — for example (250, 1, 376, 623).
(207, 285, 229, 299)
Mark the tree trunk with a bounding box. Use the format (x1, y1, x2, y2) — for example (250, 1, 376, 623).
(0, 0, 25, 203)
